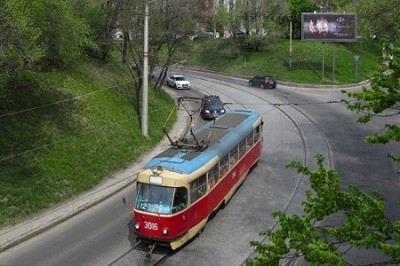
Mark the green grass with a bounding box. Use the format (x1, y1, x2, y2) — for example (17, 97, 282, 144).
(0, 37, 383, 228)
(186, 38, 383, 84)
(0, 54, 176, 227)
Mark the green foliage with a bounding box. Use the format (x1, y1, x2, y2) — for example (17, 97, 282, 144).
(0, 0, 99, 71)
(0, 55, 176, 227)
(0, 0, 45, 70)
(284, 0, 317, 38)
(33, 0, 93, 68)
(352, 0, 400, 44)
(187, 39, 380, 84)
(342, 47, 400, 164)
(247, 155, 400, 265)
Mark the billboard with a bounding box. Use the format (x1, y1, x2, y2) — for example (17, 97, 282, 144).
(301, 13, 357, 42)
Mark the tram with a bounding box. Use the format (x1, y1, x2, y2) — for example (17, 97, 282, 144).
(133, 106, 263, 255)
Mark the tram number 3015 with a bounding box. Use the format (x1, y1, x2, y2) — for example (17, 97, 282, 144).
(144, 221, 158, 231)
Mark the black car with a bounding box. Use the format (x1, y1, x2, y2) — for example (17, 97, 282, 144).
(201, 95, 226, 120)
(248, 76, 277, 89)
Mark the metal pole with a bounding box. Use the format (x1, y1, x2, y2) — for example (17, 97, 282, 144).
(213, 0, 217, 38)
(322, 42, 325, 79)
(332, 43, 336, 81)
(289, 21, 293, 69)
(142, 3, 149, 137)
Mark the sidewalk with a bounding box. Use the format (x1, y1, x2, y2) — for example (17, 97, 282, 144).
(0, 91, 188, 253)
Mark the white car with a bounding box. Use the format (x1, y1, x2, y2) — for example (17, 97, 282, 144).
(166, 75, 191, 89)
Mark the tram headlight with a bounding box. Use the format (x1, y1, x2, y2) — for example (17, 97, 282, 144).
(134, 223, 140, 230)
(162, 228, 169, 235)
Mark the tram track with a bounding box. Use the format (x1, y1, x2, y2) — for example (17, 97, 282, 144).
(192, 74, 334, 169)
(0, 69, 394, 266)
(189, 74, 335, 265)
(108, 74, 336, 266)
(107, 241, 173, 266)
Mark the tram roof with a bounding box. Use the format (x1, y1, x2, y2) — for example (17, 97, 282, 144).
(143, 109, 261, 175)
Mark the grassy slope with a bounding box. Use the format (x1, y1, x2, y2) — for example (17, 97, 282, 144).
(0, 54, 176, 227)
(0, 38, 383, 228)
(186, 38, 383, 84)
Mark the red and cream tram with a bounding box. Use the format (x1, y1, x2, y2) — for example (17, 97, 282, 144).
(133, 109, 263, 253)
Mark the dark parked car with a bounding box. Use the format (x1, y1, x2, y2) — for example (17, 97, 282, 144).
(248, 76, 277, 89)
(201, 95, 226, 120)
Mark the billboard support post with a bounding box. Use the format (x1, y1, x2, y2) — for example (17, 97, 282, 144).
(354, 55, 360, 79)
(289, 21, 293, 69)
(322, 42, 325, 79)
(301, 12, 357, 81)
(332, 43, 336, 80)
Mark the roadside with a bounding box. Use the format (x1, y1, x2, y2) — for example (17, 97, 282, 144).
(180, 64, 370, 89)
(0, 70, 369, 253)
(0, 88, 188, 253)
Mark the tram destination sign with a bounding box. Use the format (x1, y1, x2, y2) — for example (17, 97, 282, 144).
(301, 13, 357, 42)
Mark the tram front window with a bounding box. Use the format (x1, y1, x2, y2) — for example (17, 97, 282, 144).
(135, 183, 187, 214)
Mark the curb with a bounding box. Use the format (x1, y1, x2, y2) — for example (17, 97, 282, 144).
(0, 89, 188, 253)
(0, 69, 367, 253)
(180, 65, 370, 89)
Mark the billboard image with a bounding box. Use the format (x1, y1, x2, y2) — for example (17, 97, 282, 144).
(301, 13, 357, 42)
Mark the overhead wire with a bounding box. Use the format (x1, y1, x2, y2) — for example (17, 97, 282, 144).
(0, 104, 172, 162)
(0, 80, 135, 119)
(0, 75, 173, 162)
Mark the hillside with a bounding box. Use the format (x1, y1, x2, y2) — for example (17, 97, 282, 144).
(186, 38, 383, 84)
(0, 55, 176, 228)
(0, 37, 384, 228)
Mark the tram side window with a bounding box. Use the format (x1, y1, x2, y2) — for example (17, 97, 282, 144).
(190, 174, 207, 204)
(208, 164, 219, 190)
(239, 139, 246, 159)
(229, 146, 238, 168)
(172, 187, 188, 213)
(247, 132, 254, 151)
(254, 126, 261, 142)
(220, 155, 229, 177)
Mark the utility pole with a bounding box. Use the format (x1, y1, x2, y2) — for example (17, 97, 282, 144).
(142, 2, 151, 137)
(322, 42, 325, 80)
(289, 21, 293, 69)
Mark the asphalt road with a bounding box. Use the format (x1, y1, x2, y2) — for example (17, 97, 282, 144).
(0, 70, 399, 266)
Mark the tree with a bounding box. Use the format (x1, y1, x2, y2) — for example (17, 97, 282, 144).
(247, 155, 400, 265)
(149, 0, 198, 94)
(233, 0, 289, 51)
(0, 0, 102, 113)
(350, 0, 400, 45)
(107, 0, 199, 120)
(33, 0, 93, 68)
(0, 0, 44, 71)
(0, 0, 97, 71)
(98, 0, 124, 61)
(0, 0, 46, 110)
(247, 43, 400, 266)
(284, 0, 316, 39)
(342, 47, 400, 164)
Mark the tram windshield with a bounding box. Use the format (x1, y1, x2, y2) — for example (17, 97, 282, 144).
(135, 183, 188, 214)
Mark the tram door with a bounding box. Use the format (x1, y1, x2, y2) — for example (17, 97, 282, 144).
(172, 187, 189, 229)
